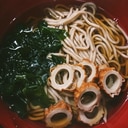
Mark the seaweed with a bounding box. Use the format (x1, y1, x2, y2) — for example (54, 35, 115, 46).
(0, 21, 67, 118)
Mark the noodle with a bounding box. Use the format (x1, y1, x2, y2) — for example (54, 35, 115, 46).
(43, 2, 128, 75)
(27, 103, 45, 121)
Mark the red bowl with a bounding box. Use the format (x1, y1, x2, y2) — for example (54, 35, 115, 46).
(0, 0, 128, 128)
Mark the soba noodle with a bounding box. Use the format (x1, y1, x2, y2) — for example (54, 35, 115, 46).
(44, 2, 128, 71)
(26, 2, 128, 127)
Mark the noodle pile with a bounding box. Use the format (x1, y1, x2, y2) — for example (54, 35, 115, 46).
(44, 2, 128, 77)
(27, 2, 128, 127)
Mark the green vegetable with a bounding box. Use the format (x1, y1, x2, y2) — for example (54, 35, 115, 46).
(0, 21, 67, 118)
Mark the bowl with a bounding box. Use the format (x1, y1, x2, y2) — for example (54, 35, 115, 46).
(0, 0, 128, 128)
